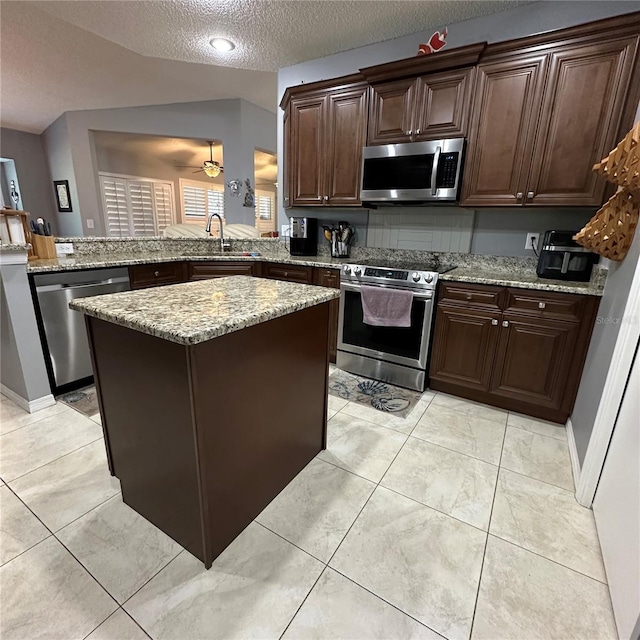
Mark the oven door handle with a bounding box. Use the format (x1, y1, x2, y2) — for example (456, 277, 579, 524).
(340, 282, 434, 301)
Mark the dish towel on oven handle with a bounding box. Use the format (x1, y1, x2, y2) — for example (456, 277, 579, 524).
(361, 285, 413, 327)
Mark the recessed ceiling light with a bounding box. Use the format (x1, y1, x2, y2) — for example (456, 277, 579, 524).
(210, 38, 235, 52)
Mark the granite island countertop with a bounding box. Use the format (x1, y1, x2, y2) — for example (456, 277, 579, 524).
(69, 275, 341, 345)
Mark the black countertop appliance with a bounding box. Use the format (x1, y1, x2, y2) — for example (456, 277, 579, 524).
(289, 217, 318, 256)
(536, 230, 599, 282)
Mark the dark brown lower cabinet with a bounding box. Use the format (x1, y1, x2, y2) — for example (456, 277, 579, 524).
(188, 262, 255, 280)
(430, 305, 501, 392)
(128, 262, 188, 289)
(313, 267, 341, 363)
(429, 282, 598, 423)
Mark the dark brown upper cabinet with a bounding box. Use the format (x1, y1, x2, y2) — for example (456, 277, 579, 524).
(462, 18, 640, 207)
(367, 68, 474, 145)
(282, 77, 368, 208)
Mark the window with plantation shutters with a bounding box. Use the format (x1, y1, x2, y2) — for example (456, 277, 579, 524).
(180, 179, 225, 222)
(99, 173, 175, 237)
(255, 190, 276, 234)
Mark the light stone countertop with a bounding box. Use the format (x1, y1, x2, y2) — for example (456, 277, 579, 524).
(69, 275, 341, 346)
(440, 267, 604, 296)
(27, 250, 605, 296)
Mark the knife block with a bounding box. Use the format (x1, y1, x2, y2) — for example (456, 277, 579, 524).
(30, 234, 57, 259)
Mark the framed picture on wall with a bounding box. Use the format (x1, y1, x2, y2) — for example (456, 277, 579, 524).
(54, 180, 72, 212)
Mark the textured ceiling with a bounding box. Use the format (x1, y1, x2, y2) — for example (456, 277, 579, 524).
(33, 0, 529, 71)
(1, 0, 530, 133)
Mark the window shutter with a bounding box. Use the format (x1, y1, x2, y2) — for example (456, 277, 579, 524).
(100, 176, 130, 237)
(257, 194, 272, 220)
(207, 188, 224, 218)
(153, 183, 174, 232)
(128, 181, 156, 236)
(183, 185, 207, 218)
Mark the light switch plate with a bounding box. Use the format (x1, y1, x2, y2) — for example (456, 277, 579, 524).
(86, 219, 95, 229)
(55, 242, 74, 256)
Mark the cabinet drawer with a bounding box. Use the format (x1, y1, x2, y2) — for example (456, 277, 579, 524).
(313, 267, 340, 289)
(439, 282, 504, 310)
(505, 289, 585, 321)
(263, 263, 313, 284)
(189, 262, 255, 280)
(129, 262, 188, 289)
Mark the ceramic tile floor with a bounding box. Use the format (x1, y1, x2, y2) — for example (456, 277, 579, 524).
(0, 387, 617, 640)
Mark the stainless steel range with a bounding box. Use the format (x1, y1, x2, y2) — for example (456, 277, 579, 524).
(337, 261, 453, 391)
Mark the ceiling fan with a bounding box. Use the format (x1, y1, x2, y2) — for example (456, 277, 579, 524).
(177, 141, 223, 178)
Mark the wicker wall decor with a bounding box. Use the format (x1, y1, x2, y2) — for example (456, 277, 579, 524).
(574, 123, 640, 261)
(574, 190, 639, 261)
(593, 121, 640, 192)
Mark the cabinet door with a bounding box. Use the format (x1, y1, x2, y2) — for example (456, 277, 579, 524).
(367, 79, 416, 145)
(325, 85, 368, 206)
(414, 67, 474, 140)
(460, 54, 547, 207)
(313, 268, 341, 362)
(429, 304, 501, 392)
(289, 94, 327, 206)
(490, 313, 578, 410)
(526, 37, 640, 206)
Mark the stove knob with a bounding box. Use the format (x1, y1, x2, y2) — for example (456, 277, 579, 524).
(354, 267, 362, 276)
(343, 265, 351, 275)
(425, 274, 434, 283)
(412, 272, 421, 282)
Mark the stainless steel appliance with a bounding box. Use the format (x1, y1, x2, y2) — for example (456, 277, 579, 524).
(33, 268, 130, 393)
(337, 261, 452, 391)
(536, 230, 599, 282)
(289, 217, 318, 256)
(360, 138, 465, 204)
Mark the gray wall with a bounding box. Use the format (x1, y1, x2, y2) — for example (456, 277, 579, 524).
(42, 116, 83, 236)
(0, 127, 58, 232)
(43, 99, 276, 236)
(0, 261, 52, 402)
(278, 1, 640, 256)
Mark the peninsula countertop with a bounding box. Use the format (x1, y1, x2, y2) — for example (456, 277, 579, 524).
(69, 275, 341, 345)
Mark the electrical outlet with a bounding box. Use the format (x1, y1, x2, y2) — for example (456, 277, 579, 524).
(55, 242, 74, 256)
(525, 233, 540, 251)
(86, 219, 94, 229)
(281, 224, 290, 238)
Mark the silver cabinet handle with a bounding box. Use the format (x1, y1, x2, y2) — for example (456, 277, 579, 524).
(416, 128, 421, 135)
(491, 319, 498, 326)
(408, 130, 412, 136)
(527, 191, 535, 199)
(516, 192, 523, 201)
(538, 301, 546, 309)
(502, 320, 509, 328)
(324, 195, 329, 201)
(154, 270, 160, 277)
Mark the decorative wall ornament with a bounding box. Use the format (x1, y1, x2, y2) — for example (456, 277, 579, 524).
(417, 28, 447, 55)
(243, 179, 255, 208)
(574, 122, 640, 261)
(9, 180, 20, 208)
(53, 180, 72, 212)
(227, 179, 242, 197)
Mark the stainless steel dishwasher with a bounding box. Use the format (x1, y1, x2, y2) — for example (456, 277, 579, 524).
(33, 268, 130, 392)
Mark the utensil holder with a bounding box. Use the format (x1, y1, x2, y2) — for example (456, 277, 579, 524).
(30, 234, 57, 259)
(331, 239, 351, 258)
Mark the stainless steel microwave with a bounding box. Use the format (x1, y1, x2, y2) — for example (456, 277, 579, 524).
(360, 138, 465, 204)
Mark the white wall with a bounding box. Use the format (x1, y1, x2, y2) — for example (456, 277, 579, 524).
(277, 0, 640, 255)
(44, 99, 276, 236)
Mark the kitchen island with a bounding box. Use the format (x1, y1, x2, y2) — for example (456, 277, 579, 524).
(70, 276, 340, 568)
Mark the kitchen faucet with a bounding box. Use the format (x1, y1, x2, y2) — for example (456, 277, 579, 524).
(205, 212, 231, 252)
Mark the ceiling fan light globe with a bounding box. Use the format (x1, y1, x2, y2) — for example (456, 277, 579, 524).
(204, 164, 221, 178)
